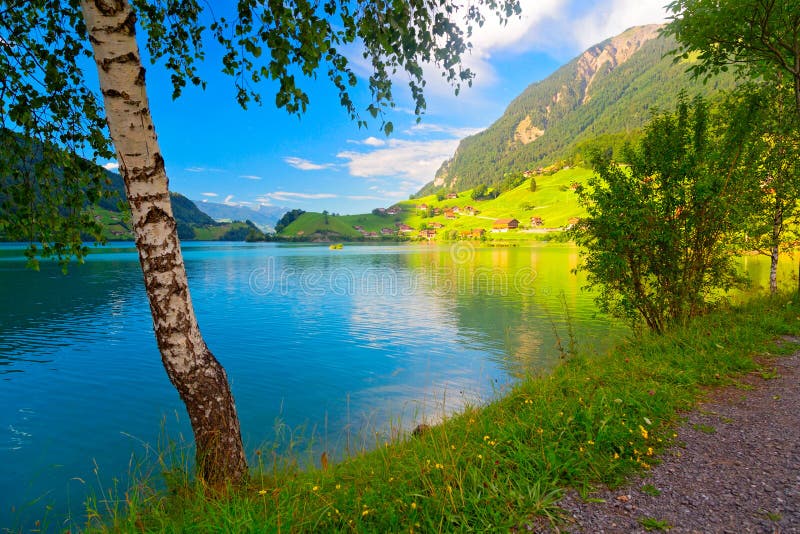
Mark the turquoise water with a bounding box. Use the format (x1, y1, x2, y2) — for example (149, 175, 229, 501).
(0, 241, 786, 529)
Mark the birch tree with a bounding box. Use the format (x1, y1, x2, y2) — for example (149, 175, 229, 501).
(0, 0, 520, 487)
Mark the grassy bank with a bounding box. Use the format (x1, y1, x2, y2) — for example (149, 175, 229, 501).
(88, 294, 799, 532)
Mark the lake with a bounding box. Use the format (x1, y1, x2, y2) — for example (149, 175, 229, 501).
(0, 241, 788, 530)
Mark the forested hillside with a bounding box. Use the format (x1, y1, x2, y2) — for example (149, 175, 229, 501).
(420, 25, 737, 195)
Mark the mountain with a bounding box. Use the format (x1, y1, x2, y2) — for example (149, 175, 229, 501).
(193, 201, 286, 232)
(420, 25, 737, 195)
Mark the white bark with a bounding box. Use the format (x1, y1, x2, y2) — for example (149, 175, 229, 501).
(80, 0, 247, 485)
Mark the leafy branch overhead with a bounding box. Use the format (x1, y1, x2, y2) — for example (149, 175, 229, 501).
(133, 0, 521, 132)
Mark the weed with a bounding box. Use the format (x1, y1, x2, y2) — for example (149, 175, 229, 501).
(692, 423, 717, 434)
(638, 516, 671, 531)
(640, 484, 661, 496)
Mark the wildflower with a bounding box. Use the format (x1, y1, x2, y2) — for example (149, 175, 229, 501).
(587, 440, 595, 445)
(639, 425, 649, 440)
(613, 452, 620, 460)
(536, 428, 544, 435)
(488, 440, 497, 446)
(336, 484, 341, 490)
(435, 463, 444, 470)
(312, 486, 319, 491)
(362, 509, 370, 517)
(483, 435, 490, 441)
(647, 447, 654, 456)
(411, 502, 417, 510)
(258, 489, 267, 495)
(579, 446, 585, 452)
(389, 477, 394, 483)
(450, 445, 456, 450)
(477, 454, 483, 459)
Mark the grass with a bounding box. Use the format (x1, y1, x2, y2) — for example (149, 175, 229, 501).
(84, 293, 800, 532)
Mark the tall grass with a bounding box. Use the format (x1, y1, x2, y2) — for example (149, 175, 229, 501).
(86, 294, 799, 532)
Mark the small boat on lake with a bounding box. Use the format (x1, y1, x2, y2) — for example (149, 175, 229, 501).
(329, 243, 344, 250)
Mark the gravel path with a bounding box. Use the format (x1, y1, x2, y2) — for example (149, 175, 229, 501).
(550, 343, 800, 533)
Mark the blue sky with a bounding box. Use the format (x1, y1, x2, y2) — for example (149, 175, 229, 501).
(103, 0, 670, 215)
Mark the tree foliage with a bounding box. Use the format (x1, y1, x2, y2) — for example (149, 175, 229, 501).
(665, 0, 800, 112)
(573, 96, 755, 332)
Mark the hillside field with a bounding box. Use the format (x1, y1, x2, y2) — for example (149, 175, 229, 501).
(278, 166, 592, 241)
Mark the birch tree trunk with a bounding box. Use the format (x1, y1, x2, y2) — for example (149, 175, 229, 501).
(80, 0, 248, 487)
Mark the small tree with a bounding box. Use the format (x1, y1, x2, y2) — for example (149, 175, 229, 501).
(529, 177, 537, 192)
(573, 96, 753, 332)
(735, 85, 800, 293)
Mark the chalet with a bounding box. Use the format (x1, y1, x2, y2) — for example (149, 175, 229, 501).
(430, 222, 444, 229)
(387, 206, 401, 215)
(365, 231, 379, 238)
(452, 206, 460, 213)
(374, 207, 387, 214)
(531, 216, 544, 227)
(471, 228, 486, 237)
(492, 218, 519, 232)
(444, 209, 457, 220)
(463, 206, 479, 216)
(398, 224, 414, 233)
(566, 217, 581, 229)
(353, 225, 364, 231)
(419, 229, 437, 240)
(380, 227, 394, 235)
(447, 192, 458, 199)
(417, 203, 428, 211)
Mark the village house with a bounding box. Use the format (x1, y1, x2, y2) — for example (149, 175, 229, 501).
(398, 224, 414, 233)
(386, 206, 401, 215)
(353, 225, 364, 231)
(380, 227, 394, 235)
(531, 216, 544, 227)
(417, 203, 428, 211)
(492, 218, 519, 232)
(471, 228, 486, 237)
(463, 206, 479, 216)
(444, 209, 457, 220)
(447, 192, 458, 199)
(430, 222, 444, 229)
(419, 229, 437, 240)
(566, 217, 581, 229)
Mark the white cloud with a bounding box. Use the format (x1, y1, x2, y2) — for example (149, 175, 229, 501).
(186, 167, 206, 173)
(257, 191, 339, 203)
(404, 123, 484, 138)
(337, 138, 461, 187)
(240, 174, 263, 180)
(224, 195, 235, 205)
(201, 192, 218, 197)
(283, 156, 335, 171)
(569, 0, 669, 50)
(362, 136, 386, 147)
(102, 161, 119, 171)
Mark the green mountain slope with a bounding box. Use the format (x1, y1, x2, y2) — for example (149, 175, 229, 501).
(421, 25, 736, 195)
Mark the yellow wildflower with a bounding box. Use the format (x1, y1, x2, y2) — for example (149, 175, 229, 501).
(257, 489, 267, 495)
(411, 502, 417, 510)
(312, 486, 319, 491)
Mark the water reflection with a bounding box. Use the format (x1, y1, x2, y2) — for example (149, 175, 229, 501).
(0, 241, 625, 530)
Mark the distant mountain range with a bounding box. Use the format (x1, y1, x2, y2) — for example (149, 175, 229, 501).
(419, 24, 737, 195)
(192, 201, 286, 233)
